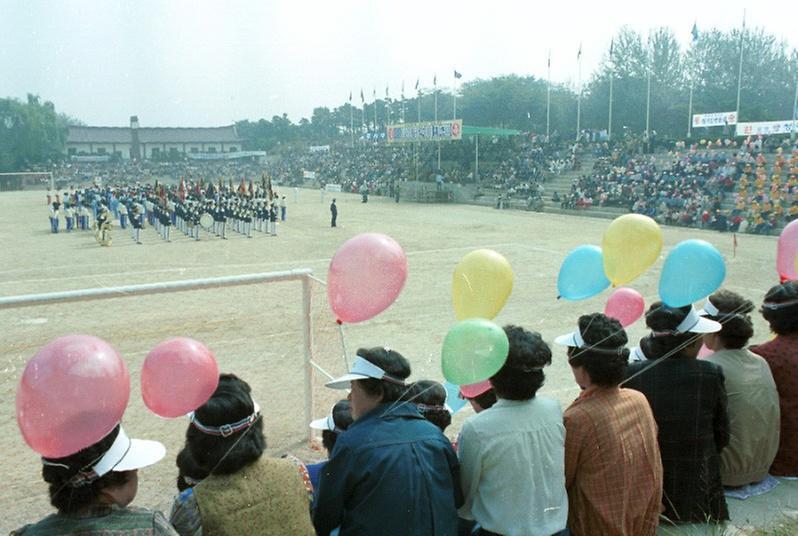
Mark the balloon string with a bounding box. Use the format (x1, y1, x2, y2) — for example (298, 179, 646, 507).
(338, 322, 350, 371)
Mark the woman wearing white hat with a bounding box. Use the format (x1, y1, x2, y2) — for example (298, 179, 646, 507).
(12, 424, 174, 535)
(624, 302, 729, 525)
(313, 347, 461, 536)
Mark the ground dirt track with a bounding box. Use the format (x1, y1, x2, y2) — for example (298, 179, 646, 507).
(1, 188, 795, 534)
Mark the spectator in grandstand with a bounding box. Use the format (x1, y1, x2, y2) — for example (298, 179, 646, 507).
(625, 304, 729, 524)
(11, 424, 174, 535)
(556, 313, 662, 536)
(409, 380, 452, 433)
(457, 325, 569, 536)
(751, 280, 798, 477)
(700, 290, 780, 486)
(306, 399, 353, 510)
(169, 373, 315, 536)
(459, 380, 497, 413)
(314, 347, 461, 536)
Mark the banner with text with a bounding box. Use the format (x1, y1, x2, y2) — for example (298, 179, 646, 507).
(692, 111, 737, 128)
(387, 119, 463, 143)
(735, 120, 797, 137)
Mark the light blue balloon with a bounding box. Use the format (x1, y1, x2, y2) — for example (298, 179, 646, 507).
(659, 239, 726, 307)
(443, 381, 468, 414)
(557, 245, 611, 300)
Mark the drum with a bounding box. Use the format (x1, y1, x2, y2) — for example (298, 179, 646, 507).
(200, 212, 213, 229)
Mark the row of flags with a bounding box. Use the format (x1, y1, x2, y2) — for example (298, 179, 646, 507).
(172, 174, 275, 202)
(349, 70, 465, 103)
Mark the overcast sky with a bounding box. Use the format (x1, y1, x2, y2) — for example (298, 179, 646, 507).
(2, 0, 796, 127)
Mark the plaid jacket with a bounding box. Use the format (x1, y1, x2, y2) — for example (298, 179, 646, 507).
(625, 358, 729, 524)
(12, 505, 177, 535)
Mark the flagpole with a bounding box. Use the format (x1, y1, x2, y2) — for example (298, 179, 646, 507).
(608, 68, 614, 141)
(349, 94, 354, 148)
(646, 48, 651, 149)
(373, 89, 378, 131)
(687, 79, 694, 139)
(576, 44, 582, 142)
(546, 49, 551, 140)
(608, 41, 614, 141)
(416, 89, 421, 181)
(735, 10, 746, 121)
(435, 76, 441, 170)
(453, 74, 457, 120)
(792, 79, 798, 141)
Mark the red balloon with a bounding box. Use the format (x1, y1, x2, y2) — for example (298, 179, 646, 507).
(16, 335, 130, 458)
(604, 287, 645, 328)
(327, 233, 408, 323)
(141, 338, 219, 418)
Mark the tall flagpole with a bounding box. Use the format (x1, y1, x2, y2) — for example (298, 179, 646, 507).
(453, 74, 457, 120)
(401, 81, 406, 123)
(416, 83, 421, 181)
(735, 10, 746, 121)
(688, 22, 698, 139)
(687, 79, 694, 139)
(608, 40, 614, 141)
(349, 92, 354, 148)
(434, 74, 441, 170)
(792, 79, 798, 141)
(576, 43, 582, 141)
(546, 50, 551, 140)
(646, 46, 652, 149)
(373, 88, 378, 130)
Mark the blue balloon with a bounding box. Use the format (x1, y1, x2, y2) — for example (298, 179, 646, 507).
(659, 239, 726, 307)
(557, 245, 611, 300)
(443, 381, 468, 414)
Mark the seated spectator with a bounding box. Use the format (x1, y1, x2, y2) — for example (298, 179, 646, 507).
(556, 313, 662, 536)
(459, 379, 497, 413)
(458, 325, 569, 536)
(410, 379, 453, 433)
(750, 281, 798, 476)
(700, 290, 779, 487)
(12, 425, 174, 535)
(314, 348, 461, 536)
(625, 304, 729, 524)
(306, 400, 353, 509)
(169, 373, 315, 536)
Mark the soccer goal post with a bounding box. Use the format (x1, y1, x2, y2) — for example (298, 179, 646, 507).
(0, 268, 345, 445)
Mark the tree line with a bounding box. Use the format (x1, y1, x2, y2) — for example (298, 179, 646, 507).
(2, 25, 796, 171)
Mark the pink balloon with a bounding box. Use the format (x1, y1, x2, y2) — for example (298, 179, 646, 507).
(604, 287, 645, 327)
(327, 233, 408, 323)
(16, 335, 130, 458)
(777, 220, 798, 281)
(141, 338, 219, 418)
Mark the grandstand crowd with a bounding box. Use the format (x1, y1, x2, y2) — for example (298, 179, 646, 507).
(37, 132, 797, 240)
(560, 136, 798, 234)
(13, 281, 798, 535)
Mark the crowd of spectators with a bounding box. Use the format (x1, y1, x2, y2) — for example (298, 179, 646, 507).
(13, 280, 798, 535)
(561, 135, 798, 234)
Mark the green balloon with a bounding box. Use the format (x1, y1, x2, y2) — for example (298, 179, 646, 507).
(441, 318, 509, 385)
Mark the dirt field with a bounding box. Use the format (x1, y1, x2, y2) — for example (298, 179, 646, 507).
(1, 188, 795, 534)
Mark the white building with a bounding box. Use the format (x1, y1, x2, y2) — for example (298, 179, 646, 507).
(66, 116, 245, 160)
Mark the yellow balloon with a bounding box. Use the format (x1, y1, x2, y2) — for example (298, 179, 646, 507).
(602, 214, 663, 286)
(452, 249, 514, 320)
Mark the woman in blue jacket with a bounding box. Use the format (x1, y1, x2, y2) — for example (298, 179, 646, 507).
(314, 347, 462, 536)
